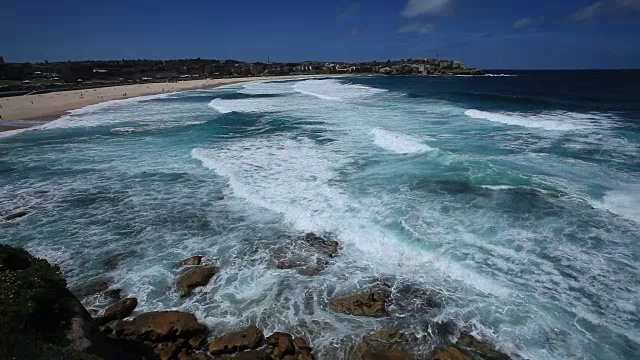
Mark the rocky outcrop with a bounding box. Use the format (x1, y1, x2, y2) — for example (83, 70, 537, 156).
(350, 328, 415, 360)
(432, 347, 470, 360)
(178, 256, 203, 268)
(329, 288, 390, 317)
(101, 311, 209, 360)
(266, 332, 295, 359)
(207, 324, 264, 355)
(0, 244, 110, 359)
(108, 311, 207, 343)
(450, 333, 511, 360)
(98, 297, 137, 324)
(177, 266, 219, 297)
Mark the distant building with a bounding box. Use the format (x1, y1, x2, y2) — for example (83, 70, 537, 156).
(0, 56, 4, 64)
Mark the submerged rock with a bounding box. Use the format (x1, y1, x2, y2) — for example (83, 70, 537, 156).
(73, 280, 111, 298)
(207, 324, 264, 355)
(177, 266, 219, 297)
(329, 288, 390, 317)
(4, 210, 29, 220)
(98, 297, 137, 324)
(302, 233, 339, 257)
(179, 255, 204, 268)
(104, 288, 122, 300)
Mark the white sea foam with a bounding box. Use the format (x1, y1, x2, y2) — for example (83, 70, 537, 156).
(191, 135, 512, 298)
(589, 184, 640, 223)
(464, 109, 617, 131)
(371, 128, 434, 154)
(293, 79, 386, 101)
(238, 81, 296, 95)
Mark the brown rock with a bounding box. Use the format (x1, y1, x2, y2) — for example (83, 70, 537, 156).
(328, 289, 390, 317)
(454, 334, 511, 360)
(361, 349, 415, 360)
(293, 336, 312, 352)
(179, 255, 204, 267)
(266, 332, 295, 359)
(153, 340, 185, 360)
(207, 324, 264, 355)
(101, 297, 138, 323)
(112, 311, 207, 343)
(177, 266, 219, 297)
(432, 347, 470, 360)
(234, 350, 270, 360)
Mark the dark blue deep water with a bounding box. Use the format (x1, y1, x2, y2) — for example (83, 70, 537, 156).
(1, 72, 639, 359)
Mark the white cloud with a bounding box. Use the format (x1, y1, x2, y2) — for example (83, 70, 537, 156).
(570, 1, 606, 20)
(570, 0, 640, 21)
(613, 0, 640, 11)
(512, 17, 534, 29)
(398, 22, 435, 34)
(401, 0, 453, 17)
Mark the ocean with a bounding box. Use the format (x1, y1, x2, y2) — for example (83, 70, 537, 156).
(1, 72, 639, 359)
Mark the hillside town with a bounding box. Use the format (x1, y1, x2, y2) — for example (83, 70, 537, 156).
(0, 57, 482, 96)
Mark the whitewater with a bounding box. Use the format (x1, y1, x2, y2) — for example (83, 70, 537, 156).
(1, 74, 638, 359)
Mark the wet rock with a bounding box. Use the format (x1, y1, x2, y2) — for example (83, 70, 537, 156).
(179, 255, 204, 268)
(153, 340, 186, 360)
(104, 288, 122, 300)
(109, 311, 207, 344)
(453, 333, 511, 360)
(329, 288, 390, 317)
(390, 283, 441, 314)
(296, 258, 329, 276)
(177, 266, 219, 297)
(233, 350, 271, 360)
(361, 348, 415, 360)
(4, 210, 28, 220)
(74, 280, 111, 298)
(207, 324, 264, 356)
(99, 297, 137, 324)
(266, 332, 295, 359)
(432, 347, 470, 360)
(104, 252, 128, 271)
(351, 327, 417, 360)
(294, 336, 314, 360)
(276, 259, 307, 270)
(302, 233, 339, 257)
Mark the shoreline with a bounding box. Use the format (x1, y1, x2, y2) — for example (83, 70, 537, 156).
(0, 75, 336, 134)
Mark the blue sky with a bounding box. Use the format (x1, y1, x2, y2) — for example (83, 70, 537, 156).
(1, 0, 639, 69)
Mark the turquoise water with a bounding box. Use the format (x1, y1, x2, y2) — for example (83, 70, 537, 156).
(1, 74, 638, 359)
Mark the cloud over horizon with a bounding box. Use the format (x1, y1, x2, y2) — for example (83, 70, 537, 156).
(512, 17, 535, 29)
(570, 0, 640, 21)
(401, 0, 453, 17)
(398, 22, 435, 34)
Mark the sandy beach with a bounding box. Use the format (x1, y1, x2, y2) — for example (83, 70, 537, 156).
(0, 76, 316, 132)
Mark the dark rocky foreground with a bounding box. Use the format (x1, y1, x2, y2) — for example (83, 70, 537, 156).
(0, 238, 518, 360)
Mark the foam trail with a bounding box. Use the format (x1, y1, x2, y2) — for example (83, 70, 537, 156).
(371, 128, 434, 154)
(294, 79, 386, 101)
(464, 109, 617, 131)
